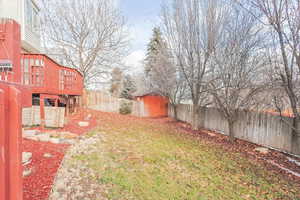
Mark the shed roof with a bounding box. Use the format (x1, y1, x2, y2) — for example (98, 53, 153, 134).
(133, 91, 164, 98)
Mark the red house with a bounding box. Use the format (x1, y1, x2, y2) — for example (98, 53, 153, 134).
(0, 15, 83, 200)
(0, 19, 84, 126)
(135, 92, 169, 118)
(21, 54, 83, 112)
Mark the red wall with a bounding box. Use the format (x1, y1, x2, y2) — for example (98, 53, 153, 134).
(0, 19, 83, 98)
(21, 54, 83, 96)
(0, 19, 83, 107)
(0, 19, 21, 83)
(140, 95, 168, 117)
(0, 19, 32, 107)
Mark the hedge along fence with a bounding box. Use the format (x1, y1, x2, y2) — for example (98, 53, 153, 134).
(83, 90, 145, 116)
(169, 104, 300, 156)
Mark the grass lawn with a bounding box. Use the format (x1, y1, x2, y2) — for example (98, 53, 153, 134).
(72, 113, 299, 200)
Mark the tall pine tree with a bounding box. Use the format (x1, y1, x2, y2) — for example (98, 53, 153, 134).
(144, 27, 187, 120)
(144, 27, 165, 76)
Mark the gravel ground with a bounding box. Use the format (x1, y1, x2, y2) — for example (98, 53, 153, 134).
(23, 110, 99, 200)
(49, 132, 108, 200)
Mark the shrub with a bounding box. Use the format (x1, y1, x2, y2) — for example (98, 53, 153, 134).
(119, 100, 132, 115)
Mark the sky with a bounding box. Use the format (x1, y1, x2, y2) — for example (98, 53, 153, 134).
(118, 0, 163, 74)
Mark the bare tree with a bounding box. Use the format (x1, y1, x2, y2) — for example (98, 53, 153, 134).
(145, 27, 187, 120)
(209, 4, 266, 141)
(40, 0, 128, 88)
(161, 0, 227, 129)
(149, 59, 187, 120)
(110, 67, 123, 97)
(236, 0, 300, 150)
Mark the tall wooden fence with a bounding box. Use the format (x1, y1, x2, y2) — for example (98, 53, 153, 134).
(83, 90, 145, 117)
(169, 104, 300, 156)
(83, 90, 121, 113)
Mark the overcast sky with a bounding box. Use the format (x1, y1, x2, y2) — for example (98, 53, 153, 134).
(119, 0, 163, 74)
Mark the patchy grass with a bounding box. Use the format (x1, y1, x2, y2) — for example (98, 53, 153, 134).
(72, 113, 300, 200)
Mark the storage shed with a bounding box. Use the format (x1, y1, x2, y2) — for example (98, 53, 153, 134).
(134, 92, 169, 118)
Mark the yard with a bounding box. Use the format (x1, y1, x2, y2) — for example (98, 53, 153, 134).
(50, 111, 300, 200)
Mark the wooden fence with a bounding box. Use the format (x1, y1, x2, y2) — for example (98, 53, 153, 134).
(169, 104, 300, 156)
(83, 90, 145, 117)
(22, 106, 65, 128)
(132, 100, 147, 117)
(83, 90, 121, 113)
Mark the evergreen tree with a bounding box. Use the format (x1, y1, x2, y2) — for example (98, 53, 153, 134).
(120, 75, 137, 99)
(143, 26, 188, 120)
(145, 27, 165, 76)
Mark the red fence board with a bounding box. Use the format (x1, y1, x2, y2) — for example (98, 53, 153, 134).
(0, 82, 23, 200)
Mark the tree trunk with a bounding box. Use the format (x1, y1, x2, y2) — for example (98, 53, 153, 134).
(291, 117, 300, 155)
(172, 104, 178, 121)
(192, 107, 199, 130)
(227, 119, 235, 142)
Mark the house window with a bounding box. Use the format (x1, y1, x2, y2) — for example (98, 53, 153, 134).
(25, 0, 40, 34)
(23, 58, 30, 85)
(32, 65, 44, 86)
(59, 70, 65, 90)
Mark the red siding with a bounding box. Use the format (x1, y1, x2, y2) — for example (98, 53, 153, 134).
(0, 20, 83, 99)
(140, 95, 168, 117)
(21, 54, 83, 96)
(0, 19, 21, 83)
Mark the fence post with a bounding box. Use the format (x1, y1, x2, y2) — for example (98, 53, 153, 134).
(0, 88, 7, 200)
(7, 86, 23, 200)
(0, 84, 23, 200)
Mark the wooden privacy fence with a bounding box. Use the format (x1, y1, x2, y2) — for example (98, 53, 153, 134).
(132, 100, 147, 117)
(22, 106, 65, 128)
(83, 90, 122, 113)
(169, 104, 300, 156)
(0, 82, 23, 200)
(83, 90, 145, 116)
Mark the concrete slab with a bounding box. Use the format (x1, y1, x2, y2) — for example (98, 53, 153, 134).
(23, 130, 40, 137)
(23, 168, 32, 177)
(49, 138, 61, 144)
(43, 153, 53, 158)
(255, 147, 269, 154)
(22, 152, 32, 165)
(38, 134, 51, 142)
(78, 121, 89, 127)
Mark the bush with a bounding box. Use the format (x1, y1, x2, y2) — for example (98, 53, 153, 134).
(119, 100, 132, 115)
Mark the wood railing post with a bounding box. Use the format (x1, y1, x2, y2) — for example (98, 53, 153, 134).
(0, 88, 8, 200)
(7, 85, 23, 200)
(0, 83, 23, 200)
(40, 94, 45, 128)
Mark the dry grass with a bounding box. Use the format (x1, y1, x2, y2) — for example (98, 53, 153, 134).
(72, 112, 300, 200)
